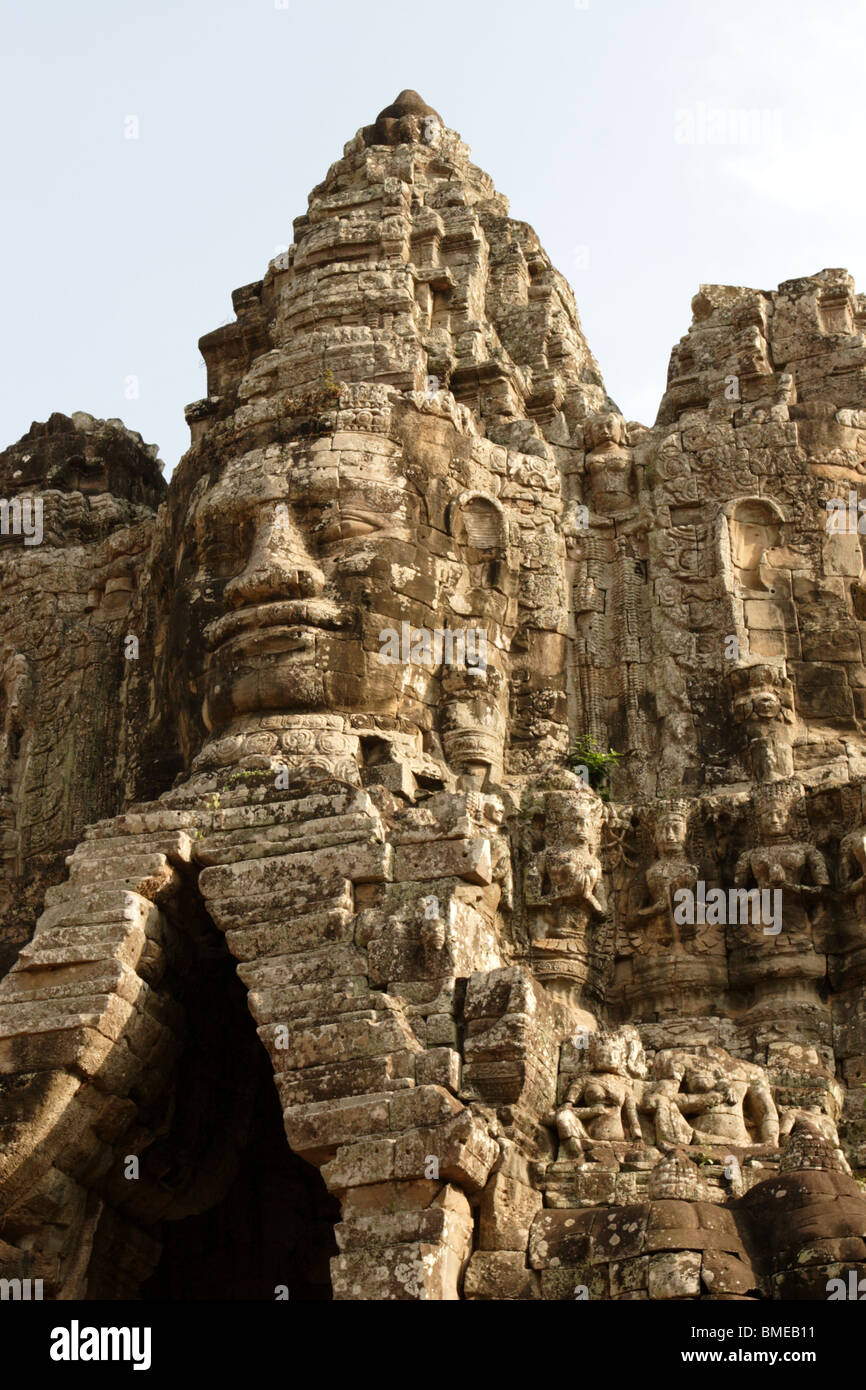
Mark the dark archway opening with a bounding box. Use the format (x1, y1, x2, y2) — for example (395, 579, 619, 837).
(131, 880, 340, 1301)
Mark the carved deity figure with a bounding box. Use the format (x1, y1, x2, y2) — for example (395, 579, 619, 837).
(632, 801, 698, 952)
(466, 791, 513, 912)
(734, 781, 829, 937)
(728, 499, 783, 592)
(440, 660, 507, 792)
(642, 1050, 734, 1146)
(839, 822, 866, 919)
(835, 823, 866, 950)
(555, 1027, 645, 1160)
(0, 653, 32, 873)
(581, 411, 636, 519)
(525, 772, 605, 925)
(525, 772, 606, 1008)
(0, 652, 31, 794)
(645, 1047, 779, 1149)
(682, 1057, 779, 1148)
(729, 663, 796, 782)
(840, 825, 866, 896)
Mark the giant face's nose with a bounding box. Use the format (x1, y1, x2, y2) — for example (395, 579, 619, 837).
(224, 503, 325, 609)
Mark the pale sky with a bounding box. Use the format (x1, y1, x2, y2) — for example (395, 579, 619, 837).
(2, 0, 864, 475)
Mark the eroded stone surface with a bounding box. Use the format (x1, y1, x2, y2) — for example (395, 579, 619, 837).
(3, 95, 866, 1300)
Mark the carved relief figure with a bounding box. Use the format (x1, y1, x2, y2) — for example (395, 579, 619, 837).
(554, 1027, 645, 1160)
(632, 801, 698, 952)
(727, 498, 784, 593)
(644, 1047, 779, 1149)
(682, 1055, 779, 1148)
(839, 821, 866, 926)
(729, 663, 796, 782)
(582, 411, 636, 519)
(0, 653, 31, 872)
(524, 772, 606, 1007)
(734, 781, 829, 938)
(642, 1050, 734, 1146)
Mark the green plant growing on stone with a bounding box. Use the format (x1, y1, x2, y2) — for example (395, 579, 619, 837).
(277, 365, 344, 438)
(567, 735, 621, 801)
(226, 768, 264, 786)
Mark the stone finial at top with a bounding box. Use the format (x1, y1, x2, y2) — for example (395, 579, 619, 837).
(361, 90, 446, 147)
(377, 90, 442, 121)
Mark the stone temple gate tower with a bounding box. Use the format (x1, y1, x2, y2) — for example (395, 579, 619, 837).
(4, 91, 866, 1300)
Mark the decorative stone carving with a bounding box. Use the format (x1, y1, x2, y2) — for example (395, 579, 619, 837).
(642, 1050, 734, 1146)
(840, 823, 866, 903)
(734, 780, 829, 933)
(646, 1151, 709, 1202)
(728, 663, 796, 782)
(727, 498, 785, 593)
(627, 800, 699, 954)
(779, 1113, 852, 1174)
(554, 1027, 645, 1160)
(645, 1047, 779, 1149)
(582, 411, 636, 518)
(4, 94, 866, 1302)
(441, 661, 508, 791)
(525, 771, 606, 1008)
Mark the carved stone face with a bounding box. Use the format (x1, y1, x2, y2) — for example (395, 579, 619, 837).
(653, 1051, 686, 1083)
(585, 413, 625, 452)
(758, 802, 790, 840)
(589, 1034, 622, 1073)
(752, 690, 782, 720)
(192, 443, 421, 729)
(655, 813, 688, 856)
(171, 412, 541, 748)
(570, 805, 594, 848)
(684, 1063, 725, 1095)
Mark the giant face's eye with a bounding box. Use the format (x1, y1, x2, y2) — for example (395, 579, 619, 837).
(316, 509, 388, 545)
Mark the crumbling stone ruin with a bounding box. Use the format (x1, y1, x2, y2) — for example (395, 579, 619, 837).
(3, 91, 866, 1300)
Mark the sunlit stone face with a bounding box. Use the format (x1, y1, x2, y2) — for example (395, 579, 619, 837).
(759, 802, 790, 840)
(751, 690, 782, 720)
(655, 813, 687, 855)
(589, 1035, 621, 1073)
(185, 441, 421, 728)
(174, 416, 527, 739)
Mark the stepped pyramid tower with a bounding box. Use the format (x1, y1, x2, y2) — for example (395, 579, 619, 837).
(3, 92, 866, 1300)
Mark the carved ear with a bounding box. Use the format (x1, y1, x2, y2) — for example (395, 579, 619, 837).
(449, 492, 507, 552)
